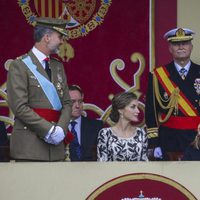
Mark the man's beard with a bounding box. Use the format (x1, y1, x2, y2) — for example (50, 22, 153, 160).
(50, 47, 60, 54)
(48, 44, 60, 54)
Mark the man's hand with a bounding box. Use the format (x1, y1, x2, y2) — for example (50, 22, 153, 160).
(51, 126, 65, 145)
(44, 126, 65, 145)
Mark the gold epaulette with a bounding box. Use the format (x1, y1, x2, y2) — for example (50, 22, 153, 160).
(147, 128, 158, 138)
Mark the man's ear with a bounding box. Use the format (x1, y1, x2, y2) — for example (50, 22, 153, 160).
(43, 34, 50, 43)
(168, 44, 172, 54)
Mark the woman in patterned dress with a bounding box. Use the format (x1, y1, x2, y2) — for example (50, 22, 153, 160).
(97, 92, 148, 161)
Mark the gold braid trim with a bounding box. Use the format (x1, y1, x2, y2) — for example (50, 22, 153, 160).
(147, 133, 158, 138)
(153, 72, 180, 123)
(146, 128, 158, 138)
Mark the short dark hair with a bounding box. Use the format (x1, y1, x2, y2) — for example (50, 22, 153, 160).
(110, 92, 137, 123)
(33, 26, 55, 42)
(68, 85, 83, 96)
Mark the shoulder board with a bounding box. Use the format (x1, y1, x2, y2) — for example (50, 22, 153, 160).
(16, 54, 28, 60)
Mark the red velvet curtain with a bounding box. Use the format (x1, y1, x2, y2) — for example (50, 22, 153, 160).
(0, 0, 176, 127)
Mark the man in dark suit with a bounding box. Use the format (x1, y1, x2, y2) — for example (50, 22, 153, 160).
(145, 28, 200, 160)
(67, 85, 104, 161)
(7, 17, 72, 161)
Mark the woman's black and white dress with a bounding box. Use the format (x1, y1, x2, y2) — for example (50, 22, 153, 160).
(97, 127, 148, 161)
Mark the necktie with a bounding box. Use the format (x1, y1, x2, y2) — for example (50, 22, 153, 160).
(69, 121, 82, 161)
(179, 68, 187, 80)
(44, 57, 51, 81)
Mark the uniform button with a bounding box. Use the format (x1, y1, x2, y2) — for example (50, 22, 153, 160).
(37, 85, 40, 87)
(24, 126, 27, 130)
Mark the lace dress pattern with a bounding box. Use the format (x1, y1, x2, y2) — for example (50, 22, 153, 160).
(97, 127, 148, 161)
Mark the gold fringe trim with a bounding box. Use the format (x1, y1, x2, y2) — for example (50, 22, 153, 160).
(153, 72, 180, 123)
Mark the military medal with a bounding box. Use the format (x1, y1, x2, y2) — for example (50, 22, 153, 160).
(56, 82, 62, 90)
(60, 90, 63, 97)
(56, 82, 63, 97)
(57, 73, 63, 82)
(194, 78, 200, 95)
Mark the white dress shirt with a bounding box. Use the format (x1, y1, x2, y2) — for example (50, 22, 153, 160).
(32, 46, 47, 69)
(174, 60, 191, 77)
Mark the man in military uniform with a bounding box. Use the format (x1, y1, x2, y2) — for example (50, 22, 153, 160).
(7, 17, 72, 161)
(145, 28, 200, 160)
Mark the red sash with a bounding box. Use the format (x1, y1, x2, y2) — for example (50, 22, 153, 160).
(154, 66, 198, 116)
(33, 108, 61, 122)
(161, 114, 200, 130)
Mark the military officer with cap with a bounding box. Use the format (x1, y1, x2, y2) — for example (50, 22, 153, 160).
(145, 27, 200, 160)
(7, 17, 72, 161)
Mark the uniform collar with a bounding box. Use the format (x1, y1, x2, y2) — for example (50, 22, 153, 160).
(174, 60, 191, 73)
(32, 46, 48, 67)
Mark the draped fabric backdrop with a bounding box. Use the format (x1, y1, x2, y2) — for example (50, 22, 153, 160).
(0, 0, 176, 130)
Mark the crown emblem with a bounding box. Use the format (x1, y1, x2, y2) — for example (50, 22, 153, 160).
(176, 28, 185, 37)
(18, 0, 112, 62)
(121, 190, 161, 200)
